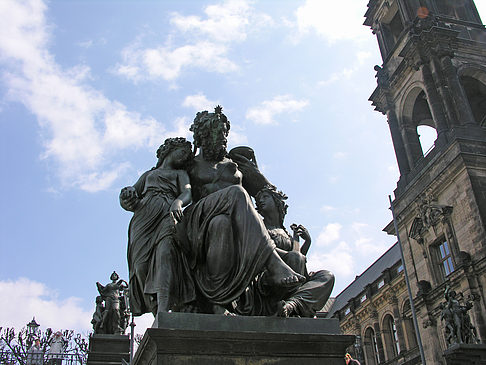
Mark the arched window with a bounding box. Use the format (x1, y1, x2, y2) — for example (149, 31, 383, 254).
(364, 327, 380, 365)
(401, 88, 437, 167)
(460, 75, 486, 126)
(383, 314, 400, 359)
(402, 300, 418, 350)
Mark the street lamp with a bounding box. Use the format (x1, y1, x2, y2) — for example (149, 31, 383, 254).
(26, 317, 40, 349)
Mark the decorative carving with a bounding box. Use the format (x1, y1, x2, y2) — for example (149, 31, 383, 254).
(457, 251, 472, 268)
(416, 280, 432, 297)
(409, 195, 453, 242)
(423, 317, 436, 328)
(409, 14, 440, 37)
(370, 309, 379, 320)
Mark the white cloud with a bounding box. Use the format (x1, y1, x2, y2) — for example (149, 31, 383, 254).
(320, 205, 335, 212)
(333, 151, 348, 160)
(0, 278, 92, 333)
(170, 0, 251, 44)
(352, 222, 390, 255)
(78, 40, 93, 49)
(246, 95, 309, 125)
(182, 93, 219, 112)
(293, 0, 369, 44)
(116, 40, 238, 83)
(228, 128, 248, 146)
(328, 175, 340, 184)
(318, 51, 371, 87)
(115, 0, 272, 83)
(307, 241, 354, 277)
(315, 223, 342, 247)
(0, 0, 178, 191)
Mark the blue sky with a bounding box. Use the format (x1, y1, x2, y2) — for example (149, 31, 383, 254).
(1, 0, 485, 335)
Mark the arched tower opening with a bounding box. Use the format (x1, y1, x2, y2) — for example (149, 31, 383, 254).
(401, 88, 437, 166)
(460, 74, 486, 126)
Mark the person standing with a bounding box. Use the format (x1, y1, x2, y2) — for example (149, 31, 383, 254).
(345, 353, 361, 365)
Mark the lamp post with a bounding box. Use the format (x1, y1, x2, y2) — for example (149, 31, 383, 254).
(26, 317, 40, 349)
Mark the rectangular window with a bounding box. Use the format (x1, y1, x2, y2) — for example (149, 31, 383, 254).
(438, 241, 454, 277)
(344, 307, 351, 316)
(397, 264, 403, 273)
(378, 279, 385, 289)
(360, 294, 367, 303)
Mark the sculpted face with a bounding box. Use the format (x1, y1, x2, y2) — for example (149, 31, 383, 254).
(201, 118, 229, 161)
(167, 146, 192, 168)
(257, 191, 277, 218)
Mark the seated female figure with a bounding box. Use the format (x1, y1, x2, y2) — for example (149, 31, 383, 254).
(236, 186, 334, 317)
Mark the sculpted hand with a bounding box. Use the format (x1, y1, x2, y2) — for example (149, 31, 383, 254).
(294, 224, 311, 242)
(291, 224, 311, 255)
(170, 199, 183, 222)
(120, 186, 140, 211)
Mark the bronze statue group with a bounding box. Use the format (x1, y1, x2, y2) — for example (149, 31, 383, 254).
(440, 285, 480, 346)
(93, 107, 334, 334)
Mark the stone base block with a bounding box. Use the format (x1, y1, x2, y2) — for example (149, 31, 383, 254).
(443, 343, 486, 365)
(87, 334, 130, 365)
(133, 312, 354, 365)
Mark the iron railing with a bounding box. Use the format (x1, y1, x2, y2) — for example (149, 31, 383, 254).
(0, 351, 86, 365)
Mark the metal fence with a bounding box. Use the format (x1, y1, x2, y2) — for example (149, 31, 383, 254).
(0, 351, 86, 365)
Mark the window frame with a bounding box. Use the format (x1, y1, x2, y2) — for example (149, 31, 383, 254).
(436, 239, 455, 279)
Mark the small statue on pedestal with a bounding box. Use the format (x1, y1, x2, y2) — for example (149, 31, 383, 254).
(440, 285, 480, 346)
(92, 271, 129, 335)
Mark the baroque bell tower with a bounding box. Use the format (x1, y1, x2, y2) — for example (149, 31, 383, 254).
(365, 0, 486, 363)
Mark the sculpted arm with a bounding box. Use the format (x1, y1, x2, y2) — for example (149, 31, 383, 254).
(119, 171, 148, 212)
(170, 170, 192, 222)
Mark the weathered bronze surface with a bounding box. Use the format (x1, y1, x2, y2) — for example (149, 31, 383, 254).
(120, 107, 332, 317)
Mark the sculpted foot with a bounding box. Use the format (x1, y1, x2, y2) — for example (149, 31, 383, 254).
(276, 300, 300, 317)
(266, 251, 305, 287)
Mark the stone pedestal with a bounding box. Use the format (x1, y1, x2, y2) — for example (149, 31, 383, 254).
(87, 334, 130, 365)
(132, 312, 355, 365)
(443, 343, 486, 365)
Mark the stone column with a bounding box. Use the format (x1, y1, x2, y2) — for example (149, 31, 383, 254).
(400, 124, 423, 167)
(390, 295, 407, 354)
(430, 55, 459, 128)
(372, 320, 386, 362)
(440, 55, 476, 125)
(421, 62, 449, 145)
(387, 108, 411, 176)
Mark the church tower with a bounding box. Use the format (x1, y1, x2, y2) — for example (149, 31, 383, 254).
(365, 0, 486, 363)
